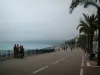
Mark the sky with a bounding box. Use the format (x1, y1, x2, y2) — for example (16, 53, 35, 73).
(0, 0, 97, 41)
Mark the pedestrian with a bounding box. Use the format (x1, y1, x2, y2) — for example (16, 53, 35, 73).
(16, 44, 20, 58)
(70, 46, 72, 52)
(61, 45, 63, 50)
(66, 46, 68, 51)
(62, 46, 64, 50)
(19, 45, 22, 58)
(20, 45, 24, 58)
(8, 50, 10, 57)
(22, 45, 24, 58)
(13, 44, 17, 58)
(64, 46, 65, 51)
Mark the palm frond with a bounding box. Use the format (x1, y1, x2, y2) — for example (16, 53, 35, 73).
(69, 0, 84, 13)
(79, 27, 88, 34)
(77, 18, 90, 34)
(82, 13, 98, 32)
(91, 13, 98, 20)
(84, 1, 100, 9)
(76, 24, 84, 30)
(83, 13, 90, 25)
(80, 19, 89, 28)
(95, 0, 100, 3)
(69, 0, 100, 13)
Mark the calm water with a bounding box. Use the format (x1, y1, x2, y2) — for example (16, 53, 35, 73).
(0, 41, 60, 51)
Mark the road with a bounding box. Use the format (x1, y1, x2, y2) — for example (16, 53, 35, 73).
(0, 48, 99, 75)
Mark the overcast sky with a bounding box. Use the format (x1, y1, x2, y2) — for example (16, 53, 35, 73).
(0, 0, 97, 41)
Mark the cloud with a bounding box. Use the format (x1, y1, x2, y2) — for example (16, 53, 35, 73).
(0, 0, 96, 41)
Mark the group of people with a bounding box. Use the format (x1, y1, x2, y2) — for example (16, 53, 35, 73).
(61, 45, 75, 52)
(61, 45, 68, 51)
(13, 44, 24, 58)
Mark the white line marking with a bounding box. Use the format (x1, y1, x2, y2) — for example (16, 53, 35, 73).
(80, 69, 83, 75)
(32, 66, 48, 74)
(87, 62, 90, 66)
(59, 53, 73, 61)
(61, 58, 65, 60)
(81, 62, 84, 67)
(52, 61, 59, 64)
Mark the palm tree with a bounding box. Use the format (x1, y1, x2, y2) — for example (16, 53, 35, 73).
(69, 0, 100, 65)
(83, 13, 97, 59)
(77, 34, 87, 49)
(77, 19, 89, 52)
(77, 13, 97, 59)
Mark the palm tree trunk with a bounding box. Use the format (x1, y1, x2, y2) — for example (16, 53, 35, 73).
(89, 33, 93, 60)
(88, 33, 90, 53)
(97, 29, 100, 66)
(97, 9, 100, 66)
(87, 34, 89, 53)
(85, 35, 87, 51)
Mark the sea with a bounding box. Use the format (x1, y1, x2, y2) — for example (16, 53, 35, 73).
(0, 40, 62, 52)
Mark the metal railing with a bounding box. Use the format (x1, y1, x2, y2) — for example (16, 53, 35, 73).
(0, 48, 55, 61)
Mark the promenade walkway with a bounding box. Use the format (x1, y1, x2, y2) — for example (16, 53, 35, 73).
(0, 48, 100, 75)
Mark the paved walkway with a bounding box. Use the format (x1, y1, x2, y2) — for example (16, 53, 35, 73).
(0, 48, 100, 75)
(83, 52, 100, 75)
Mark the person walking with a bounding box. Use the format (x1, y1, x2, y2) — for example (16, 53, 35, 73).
(66, 46, 68, 51)
(22, 46, 24, 57)
(70, 46, 72, 52)
(64, 46, 65, 51)
(19, 45, 24, 58)
(16, 44, 20, 58)
(19, 45, 21, 58)
(61, 45, 63, 50)
(13, 44, 17, 58)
